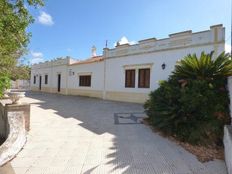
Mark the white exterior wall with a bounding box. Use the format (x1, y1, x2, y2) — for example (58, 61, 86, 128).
(30, 67, 51, 88)
(30, 68, 40, 90)
(65, 62, 105, 98)
(105, 45, 215, 92)
(30, 24, 225, 103)
(50, 65, 67, 89)
(67, 62, 104, 90)
(30, 58, 71, 93)
(30, 57, 104, 97)
(102, 24, 225, 102)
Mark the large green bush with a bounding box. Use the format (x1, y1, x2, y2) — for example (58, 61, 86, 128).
(144, 52, 232, 145)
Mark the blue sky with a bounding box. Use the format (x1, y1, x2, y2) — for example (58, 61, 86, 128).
(23, 0, 231, 64)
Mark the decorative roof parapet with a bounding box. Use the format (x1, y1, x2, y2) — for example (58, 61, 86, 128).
(31, 56, 77, 69)
(103, 24, 225, 59)
(169, 30, 192, 38)
(138, 38, 157, 44)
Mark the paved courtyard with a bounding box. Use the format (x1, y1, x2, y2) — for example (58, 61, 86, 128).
(0, 92, 227, 174)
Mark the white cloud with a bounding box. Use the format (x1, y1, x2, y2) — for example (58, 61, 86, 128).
(31, 51, 43, 58)
(114, 36, 137, 47)
(30, 51, 44, 64)
(31, 57, 43, 64)
(38, 11, 54, 26)
(225, 43, 231, 53)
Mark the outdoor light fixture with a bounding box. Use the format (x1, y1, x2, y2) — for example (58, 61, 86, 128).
(69, 69, 75, 76)
(161, 63, 166, 70)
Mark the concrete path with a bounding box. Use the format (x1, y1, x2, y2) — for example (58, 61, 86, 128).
(0, 92, 227, 174)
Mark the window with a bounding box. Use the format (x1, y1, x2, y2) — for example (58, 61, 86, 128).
(125, 69, 135, 88)
(45, 75, 48, 84)
(79, 75, 91, 87)
(138, 68, 150, 88)
(33, 76, 36, 84)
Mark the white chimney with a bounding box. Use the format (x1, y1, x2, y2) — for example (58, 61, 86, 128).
(91, 45, 97, 57)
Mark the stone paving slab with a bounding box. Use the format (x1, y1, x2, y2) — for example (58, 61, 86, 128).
(0, 92, 228, 174)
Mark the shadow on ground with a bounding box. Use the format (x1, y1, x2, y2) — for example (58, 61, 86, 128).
(27, 92, 153, 173)
(3, 91, 224, 174)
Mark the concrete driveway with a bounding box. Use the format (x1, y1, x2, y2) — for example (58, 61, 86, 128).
(0, 92, 227, 174)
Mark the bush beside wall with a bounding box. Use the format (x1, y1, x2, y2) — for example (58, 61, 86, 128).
(144, 52, 232, 145)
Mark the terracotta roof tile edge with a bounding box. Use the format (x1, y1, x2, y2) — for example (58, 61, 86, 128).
(69, 56, 104, 66)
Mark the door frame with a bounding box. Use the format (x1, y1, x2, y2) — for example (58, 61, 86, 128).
(57, 74, 61, 92)
(39, 75, 42, 90)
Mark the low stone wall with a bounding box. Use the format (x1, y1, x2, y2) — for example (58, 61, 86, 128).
(224, 125, 232, 174)
(0, 103, 7, 138)
(229, 76, 232, 121)
(5, 104, 30, 132)
(224, 76, 232, 174)
(0, 100, 30, 166)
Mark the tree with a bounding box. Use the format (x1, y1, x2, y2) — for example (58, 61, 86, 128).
(0, 0, 43, 97)
(11, 65, 31, 80)
(173, 52, 232, 83)
(0, 0, 43, 76)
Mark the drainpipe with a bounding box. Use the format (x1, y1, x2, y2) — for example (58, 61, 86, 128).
(103, 48, 109, 100)
(50, 62, 53, 93)
(65, 59, 69, 95)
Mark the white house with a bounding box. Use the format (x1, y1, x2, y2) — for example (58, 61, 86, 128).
(31, 24, 225, 103)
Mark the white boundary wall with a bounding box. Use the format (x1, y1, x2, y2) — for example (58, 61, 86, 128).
(11, 80, 30, 89)
(224, 77, 232, 174)
(229, 77, 232, 119)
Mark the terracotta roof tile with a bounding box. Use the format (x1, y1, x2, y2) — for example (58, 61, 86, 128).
(70, 56, 103, 65)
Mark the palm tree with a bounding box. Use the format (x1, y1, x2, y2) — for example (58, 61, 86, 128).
(172, 51, 232, 82)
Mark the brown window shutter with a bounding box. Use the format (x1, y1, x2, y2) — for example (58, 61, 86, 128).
(125, 69, 135, 88)
(145, 69, 150, 88)
(139, 68, 150, 88)
(139, 69, 144, 88)
(131, 70, 135, 87)
(79, 75, 91, 87)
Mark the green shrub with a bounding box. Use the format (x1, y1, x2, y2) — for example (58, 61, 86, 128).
(0, 75, 11, 98)
(144, 52, 232, 145)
